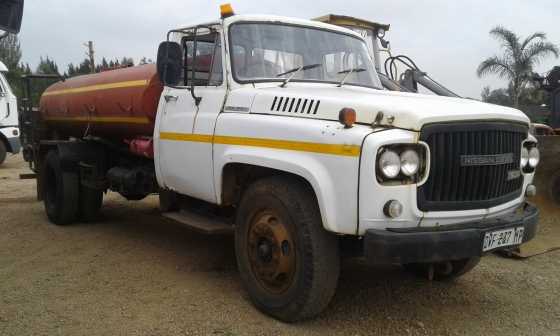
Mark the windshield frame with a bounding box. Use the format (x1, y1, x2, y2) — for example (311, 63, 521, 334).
(226, 21, 382, 89)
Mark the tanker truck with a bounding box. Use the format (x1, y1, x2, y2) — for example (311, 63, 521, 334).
(0, 60, 20, 165)
(20, 5, 541, 322)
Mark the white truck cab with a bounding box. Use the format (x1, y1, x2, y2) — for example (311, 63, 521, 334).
(0, 60, 20, 164)
(152, 9, 539, 320)
(25, 6, 540, 322)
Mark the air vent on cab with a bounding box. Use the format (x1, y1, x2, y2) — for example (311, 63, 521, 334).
(270, 96, 321, 115)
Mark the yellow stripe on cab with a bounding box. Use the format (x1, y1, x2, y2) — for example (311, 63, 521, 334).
(159, 132, 361, 157)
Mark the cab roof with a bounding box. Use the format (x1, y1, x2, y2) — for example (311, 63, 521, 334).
(176, 14, 364, 40)
(224, 14, 363, 39)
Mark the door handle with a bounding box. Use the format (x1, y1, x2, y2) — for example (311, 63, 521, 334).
(164, 95, 178, 102)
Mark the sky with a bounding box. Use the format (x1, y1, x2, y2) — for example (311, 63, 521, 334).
(16, 0, 560, 98)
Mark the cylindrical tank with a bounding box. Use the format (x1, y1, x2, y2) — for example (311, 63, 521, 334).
(39, 64, 163, 139)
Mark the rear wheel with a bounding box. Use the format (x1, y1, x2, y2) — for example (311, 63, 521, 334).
(235, 176, 340, 322)
(403, 257, 480, 281)
(42, 150, 79, 225)
(0, 140, 7, 165)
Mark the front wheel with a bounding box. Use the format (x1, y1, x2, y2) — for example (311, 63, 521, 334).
(235, 176, 340, 322)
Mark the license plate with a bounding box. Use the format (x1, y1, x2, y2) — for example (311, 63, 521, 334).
(482, 227, 524, 252)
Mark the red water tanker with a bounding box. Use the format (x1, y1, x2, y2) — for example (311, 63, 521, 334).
(40, 64, 163, 139)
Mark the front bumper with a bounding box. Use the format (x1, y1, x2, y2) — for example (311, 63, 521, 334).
(364, 202, 539, 265)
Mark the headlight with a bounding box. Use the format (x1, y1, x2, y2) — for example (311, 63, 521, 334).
(378, 150, 401, 178)
(528, 147, 540, 168)
(520, 147, 529, 168)
(400, 149, 420, 176)
(376, 144, 427, 183)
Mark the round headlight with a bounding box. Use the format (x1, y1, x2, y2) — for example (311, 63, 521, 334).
(400, 150, 420, 176)
(528, 147, 540, 168)
(520, 147, 529, 168)
(379, 150, 401, 178)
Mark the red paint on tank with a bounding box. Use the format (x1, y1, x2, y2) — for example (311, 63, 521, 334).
(39, 64, 163, 138)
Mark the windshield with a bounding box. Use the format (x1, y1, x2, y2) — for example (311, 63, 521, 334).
(229, 23, 382, 89)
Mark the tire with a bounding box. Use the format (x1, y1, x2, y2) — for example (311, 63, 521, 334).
(42, 150, 80, 225)
(403, 257, 480, 281)
(235, 176, 340, 322)
(79, 186, 103, 222)
(0, 140, 7, 165)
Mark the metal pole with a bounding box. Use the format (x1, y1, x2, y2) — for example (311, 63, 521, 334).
(84, 41, 95, 73)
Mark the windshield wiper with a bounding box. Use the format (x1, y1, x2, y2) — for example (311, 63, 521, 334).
(337, 67, 366, 87)
(277, 63, 322, 88)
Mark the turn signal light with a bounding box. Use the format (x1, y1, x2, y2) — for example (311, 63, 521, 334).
(339, 108, 356, 128)
(220, 3, 235, 18)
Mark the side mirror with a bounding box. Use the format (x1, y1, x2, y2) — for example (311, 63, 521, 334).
(157, 41, 182, 86)
(0, 0, 24, 34)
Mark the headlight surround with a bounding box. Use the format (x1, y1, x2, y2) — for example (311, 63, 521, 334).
(528, 147, 540, 168)
(378, 150, 401, 179)
(376, 144, 427, 183)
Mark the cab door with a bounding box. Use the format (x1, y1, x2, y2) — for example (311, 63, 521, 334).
(156, 32, 227, 204)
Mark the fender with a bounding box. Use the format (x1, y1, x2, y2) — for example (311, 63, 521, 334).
(213, 113, 373, 234)
(40, 141, 106, 172)
(0, 127, 19, 153)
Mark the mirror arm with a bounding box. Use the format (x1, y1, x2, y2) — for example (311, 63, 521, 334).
(190, 26, 202, 106)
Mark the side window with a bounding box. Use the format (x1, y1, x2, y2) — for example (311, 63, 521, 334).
(183, 33, 223, 86)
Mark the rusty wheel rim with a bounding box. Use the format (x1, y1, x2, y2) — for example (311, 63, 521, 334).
(247, 210, 296, 294)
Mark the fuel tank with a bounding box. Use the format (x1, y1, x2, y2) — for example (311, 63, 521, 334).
(39, 64, 163, 139)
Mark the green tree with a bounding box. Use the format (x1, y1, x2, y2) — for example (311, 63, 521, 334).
(27, 57, 62, 106)
(0, 34, 21, 70)
(477, 26, 559, 108)
(139, 57, 153, 65)
(36, 56, 60, 75)
(0, 34, 25, 99)
(120, 57, 134, 67)
(481, 86, 513, 106)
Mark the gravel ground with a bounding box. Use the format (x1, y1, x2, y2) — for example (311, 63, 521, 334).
(1, 154, 560, 336)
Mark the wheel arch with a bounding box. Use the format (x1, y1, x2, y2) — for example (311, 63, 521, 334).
(0, 131, 11, 152)
(216, 153, 343, 233)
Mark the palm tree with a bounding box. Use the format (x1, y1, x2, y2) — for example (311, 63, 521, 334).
(477, 26, 559, 108)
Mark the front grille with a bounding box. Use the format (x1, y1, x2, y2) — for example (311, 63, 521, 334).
(418, 122, 527, 211)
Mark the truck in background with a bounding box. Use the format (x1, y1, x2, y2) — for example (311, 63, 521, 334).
(0, 60, 20, 164)
(0, 0, 24, 164)
(20, 5, 540, 322)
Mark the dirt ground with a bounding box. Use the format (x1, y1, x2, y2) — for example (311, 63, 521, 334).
(1, 154, 560, 336)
